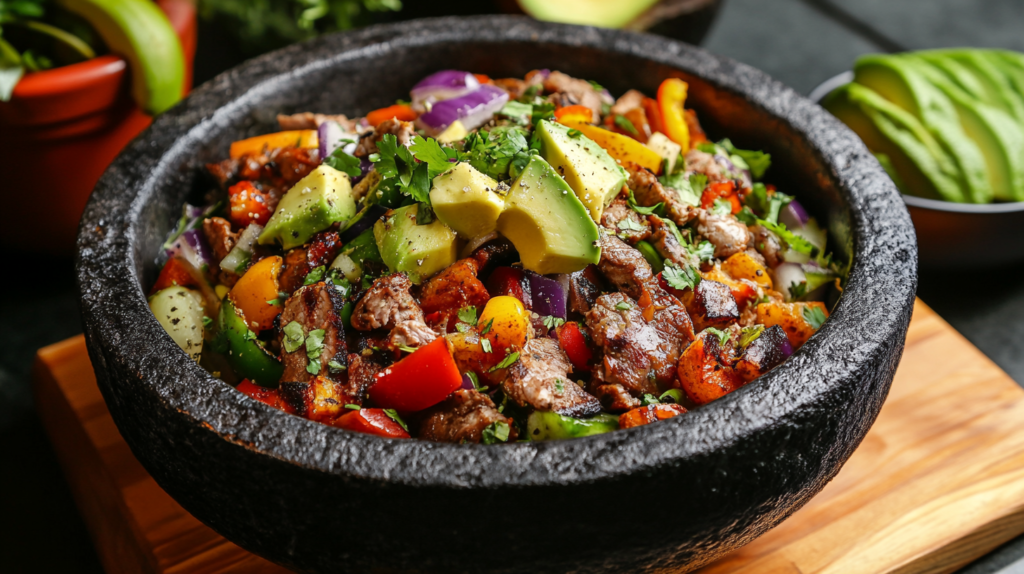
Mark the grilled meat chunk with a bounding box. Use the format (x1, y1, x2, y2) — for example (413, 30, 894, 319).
(750, 225, 783, 268)
(684, 149, 727, 182)
(585, 293, 661, 401)
(610, 89, 646, 116)
(601, 198, 650, 244)
(684, 279, 740, 332)
(345, 353, 383, 404)
(569, 264, 605, 315)
(203, 217, 238, 263)
(543, 71, 610, 120)
(591, 381, 641, 413)
(502, 338, 602, 417)
(278, 230, 344, 293)
(354, 118, 415, 158)
(648, 215, 692, 267)
(644, 285, 696, 382)
(698, 209, 751, 259)
(278, 282, 348, 385)
(417, 389, 516, 444)
(629, 168, 697, 226)
(734, 325, 790, 383)
(596, 235, 654, 300)
(388, 320, 438, 350)
(277, 112, 358, 131)
(351, 273, 424, 331)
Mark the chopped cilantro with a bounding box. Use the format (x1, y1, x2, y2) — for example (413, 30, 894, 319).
(735, 206, 758, 225)
(323, 147, 362, 178)
(745, 183, 792, 224)
(397, 344, 417, 354)
(344, 404, 361, 410)
(641, 393, 661, 406)
(283, 321, 305, 353)
(481, 338, 493, 353)
(657, 172, 702, 206)
(659, 389, 684, 404)
(542, 315, 565, 330)
(760, 219, 817, 256)
(481, 420, 511, 444)
(689, 174, 708, 195)
(690, 240, 715, 262)
(802, 305, 828, 330)
(498, 101, 533, 125)
(457, 306, 478, 326)
(306, 357, 321, 375)
(789, 281, 808, 300)
(662, 261, 701, 291)
(409, 135, 455, 175)
(711, 198, 733, 216)
(627, 188, 664, 216)
(481, 318, 494, 335)
(305, 329, 326, 361)
(383, 409, 409, 432)
(490, 351, 520, 372)
(615, 301, 632, 311)
(304, 266, 326, 285)
(567, 128, 583, 138)
(462, 126, 532, 181)
(531, 102, 556, 126)
(617, 217, 645, 232)
(466, 371, 487, 393)
(719, 138, 771, 180)
(705, 327, 731, 346)
(328, 359, 347, 371)
(613, 114, 638, 136)
(738, 325, 764, 349)
(370, 134, 432, 204)
(554, 379, 564, 393)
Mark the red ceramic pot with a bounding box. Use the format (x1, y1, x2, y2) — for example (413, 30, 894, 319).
(0, 0, 196, 254)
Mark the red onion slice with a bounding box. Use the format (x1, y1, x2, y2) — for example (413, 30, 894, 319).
(526, 271, 567, 319)
(411, 70, 480, 112)
(779, 199, 810, 229)
(318, 120, 357, 159)
(166, 229, 212, 271)
(417, 85, 509, 135)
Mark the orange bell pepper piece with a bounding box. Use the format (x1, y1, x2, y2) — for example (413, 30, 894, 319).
(559, 119, 663, 174)
(473, 73, 492, 84)
(554, 104, 595, 123)
(478, 295, 533, 357)
(366, 104, 418, 127)
(619, 403, 688, 429)
(657, 78, 691, 150)
(229, 130, 318, 159)
(229, 256, 284, 332)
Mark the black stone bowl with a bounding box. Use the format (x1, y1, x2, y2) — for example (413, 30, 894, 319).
(76, 16, 917, 574)
(810, 71, 1024, 269)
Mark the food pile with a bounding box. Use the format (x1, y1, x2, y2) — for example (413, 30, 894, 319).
(149, 69, 842, 443)
(825, 49, 1024, 203)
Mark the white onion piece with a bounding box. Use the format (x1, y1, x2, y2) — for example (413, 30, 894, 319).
(773, 263, 807, 301)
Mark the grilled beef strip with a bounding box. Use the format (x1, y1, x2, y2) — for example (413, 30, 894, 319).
(350, 273, 424, 332)
(277, 282, 349, 386)
(416, 389, 517, 444)
(501, 338, 602, 418)
(600, 198, 651, 244)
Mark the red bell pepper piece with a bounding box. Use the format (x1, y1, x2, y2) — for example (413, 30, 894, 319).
(701, 181, 743, 214)
(237, 379, 294, 413)
(486, 267, 531, 308)
(368, 337, 463, 412)
(228, 180, 274, 227)
(151, 256, 203, 294)
(556, 322, 593, 372)
(366, 104, 418, 127)
(334, 408, 410, 439)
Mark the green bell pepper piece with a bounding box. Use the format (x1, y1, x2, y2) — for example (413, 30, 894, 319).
(216, 298, 283, 387)
(526, 411, 619, 441)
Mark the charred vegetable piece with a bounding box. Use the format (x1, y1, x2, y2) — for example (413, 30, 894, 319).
(677, 329, 743, 405)
(216, 298, 284, 387)
(619, 403, 688, 429)
(526, 411, 620, 441)
(229, 255, 283, 332)
(486, 267, 532, 307)
(335, 408, 411, 439)
(734, 325, 793, 383)
(756, 301, 829, 349)
(236, 380, 294, 413)
(368, 337, 462, 412)
(683, 279, 740, 332)
(149, 286, 205, 363)
(721, 251, 773, 290)
(701, 267, 758, 310)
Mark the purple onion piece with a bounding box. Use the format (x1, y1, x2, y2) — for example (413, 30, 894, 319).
(351, 158, 374, 185)
(417, 85, 509, 134)
(525, 271, 567, 319)
(411, 70, 479, 112)
(779, 199, 810, 229)
(166, 229, 211, 271)
(340, 204, 387, 242)
(318, 120, 343, 158)
(460, 373, 475, 391)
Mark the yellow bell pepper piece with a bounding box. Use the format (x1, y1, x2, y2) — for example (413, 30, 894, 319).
(478, 295, 533, 356)
(229, 255, 283, 332)
(558, 119, 663, 174)
(657, 78, 691, 150)
(229, 130, 319, 159)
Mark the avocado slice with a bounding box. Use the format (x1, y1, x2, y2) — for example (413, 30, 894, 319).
(259, 165, 357, 250)
(496, 155, 601, 275)
(918, 50, 1024, 123)
(911, 57, 1024, 201)
(853, 54, 990, 202)
(429, 162, 505, 240)
(535, 120, 628, 222)
(992, 50, 1024, 106)
(517, 0, 660, 28)
(822, 83, 965, 202)
(373, 204, 459, 284)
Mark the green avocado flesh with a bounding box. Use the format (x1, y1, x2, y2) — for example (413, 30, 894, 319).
(496, 155, 601, 275)
(535, 120, 627, 222)
(518, 0, 660, 28)
(373, 203, 458, 284)
(823, 82, 964, 202)
(259, 165, 357, 250)
(527, 411, 619, 441)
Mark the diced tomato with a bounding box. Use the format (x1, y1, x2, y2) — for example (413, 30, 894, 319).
(366, 104, 418, 127)
(701, 181, 743, 214)
(556, 321, 593, 372)
(151, 256, 202, 294)
(619, 403, 688, 429)
(334, 408, 410, 439)
(657, 272, 688, 300)
(228, 180, 274, 227)
(237, 380, 293, 413)
(368, 337, 463, 412)
(554, 104, 594, 123)
(486, 267, 531, 308)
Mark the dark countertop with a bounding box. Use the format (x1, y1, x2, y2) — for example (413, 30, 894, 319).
(3, 1, 1024, 572)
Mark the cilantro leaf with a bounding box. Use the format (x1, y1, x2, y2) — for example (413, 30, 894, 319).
(641, 393, 661, 406)
(283, 321, 305, 353)
(719, 138, 771, 180)
(481, 420, 511, 444)
(705, 327, 731, 346)
(738, 325, 764, 349)
(690, 240, 715, 262)
(370, 133, 401, 178)
(615, 301, 632, 311)
(457, 306, 478, 326)
(657, 173, 701, 207)
(305, 329, 326, 359)
(711, 198, 732, 216)
(760, 219, 817, 256)
(490, 351, 520, 372)
(802, 305, 828, 330)
(662, 260, 701, 291)
(383, 409, 409, 432)
(466, 371, 487, 393)
(304, 266, 326, 285)
(627, 188, 664, 216)
(463, 126, 532, 181)
(405, 162, 432, 204)
(613, 114, 638, 136)
(618, 217, 644, 232)
(745, 183, 793, 224)
(323, 147, 362, 178)
(542, 315, 565, 330)
(306, 357, 321, 375)
(789, 281, 808, 300)
(409, 136, 454, 177)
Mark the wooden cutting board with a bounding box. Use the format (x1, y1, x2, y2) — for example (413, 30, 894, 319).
(31, 300, 1024, 574)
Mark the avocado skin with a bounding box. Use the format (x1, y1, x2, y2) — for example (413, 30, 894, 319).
(854, 55, 990, 203)
(258, 165, 357, 250)
(823, 82, 964, 202)
(535, 120, 627, 222)
(497, 155, 601, 275)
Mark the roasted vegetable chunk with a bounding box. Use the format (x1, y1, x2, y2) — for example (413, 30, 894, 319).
(734, 325, 793, 383)
(722, 251, 773, 290)
(677, 329, 743, 405)
(702, 267, 758, 310)
(683, 279, 740, 331)
(756, 301, 828, 349)
(619, 403, 688, 429)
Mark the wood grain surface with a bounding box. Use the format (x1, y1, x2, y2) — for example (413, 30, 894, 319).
(31, 300, 1024, 574)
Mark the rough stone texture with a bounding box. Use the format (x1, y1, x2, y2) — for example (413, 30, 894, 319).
(75, 16, 917, 574)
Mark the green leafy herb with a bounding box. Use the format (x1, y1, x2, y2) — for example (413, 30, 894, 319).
(659, 389, 684, 404)
(689, 174, 708, 195)
(542, 315, 565, 330)
(735, 206, 758, 225)
(344, 403, 361, 410)
(627, 188, 664, 216)
(745, 182, 793, 224)
(531, 102, 556, 126)
(719, 138, 771, 180)
(481, 420, 511, 444)
(462, 126, 532, 181)
(306, 357, 321, 375)
(409, 135, 454, 176)
(383, 408, 409, 432)
(371, 133, 431, 203)
(690, 240, 715, 262)
(802, 305, 828, 330)
(304, 266, 326, 285)
(490, 351, 520, 372)
(641, 393, 661, 406)
(760, 220, 817, 256)
(613, 114, 638, 136)
(711, 198, 733, 216)
(615, 301, 632, 311)
(789, 281, 808, 300)
(480, 338, 493, 353)
(305, 329, 326, 361)
(738, 325, 764, 349)
(283, 321, 305, 353)
(323, 147, 362, 178)
(328, 359, 347, 371)
(657, 172, 702, 207)
(662, 261, 701, 291)
(705, 327, 731, 346)
(457, 306, 478, 326)
(327, 271, 351, 294)
(554, 379, 564, 393)
(617, 217, 644, 232)
(480, 318, 494, 335)
(497, 100, 533, 125)
(466, 371, 487, 393)
(588, 79, 605, 92)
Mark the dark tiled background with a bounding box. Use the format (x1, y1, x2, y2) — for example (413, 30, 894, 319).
(4, 1, 1024, 572)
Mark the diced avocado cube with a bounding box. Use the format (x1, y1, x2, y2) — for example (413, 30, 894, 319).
(373, 203, 458, 284)
(527, 411, 619, 441)
(496, 155, 600, 275)
(429, 162, 505, 239)
(535, 120, 627, 222)
(258, 165, 357, 250)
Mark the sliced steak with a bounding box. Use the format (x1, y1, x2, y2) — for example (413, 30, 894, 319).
(203, 217, 238, 263)
(388, 320, 438, 350)
(569, 264, 605, 316)
(750, 225, 783, 268)
(697, 209, 751, 259)
(644, 286, 696, 384)
(278, 230, 344, 293)
(648, 215, 694, 267)
(596, 235, 654, 300)
(601, 198, 650, 244)
(684, 149, 727, 182)
(610, 89, 645, 116)
(629, 168, 696, 226)
(502, 338, 602, 418)
(585, 293, 660, 400)
(684, 279, 740, 332)
(351, 273, 424, 331)
(417, 258, 491, 323)
(278, 282, 348, 385)
(417, 389, 516, 444)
